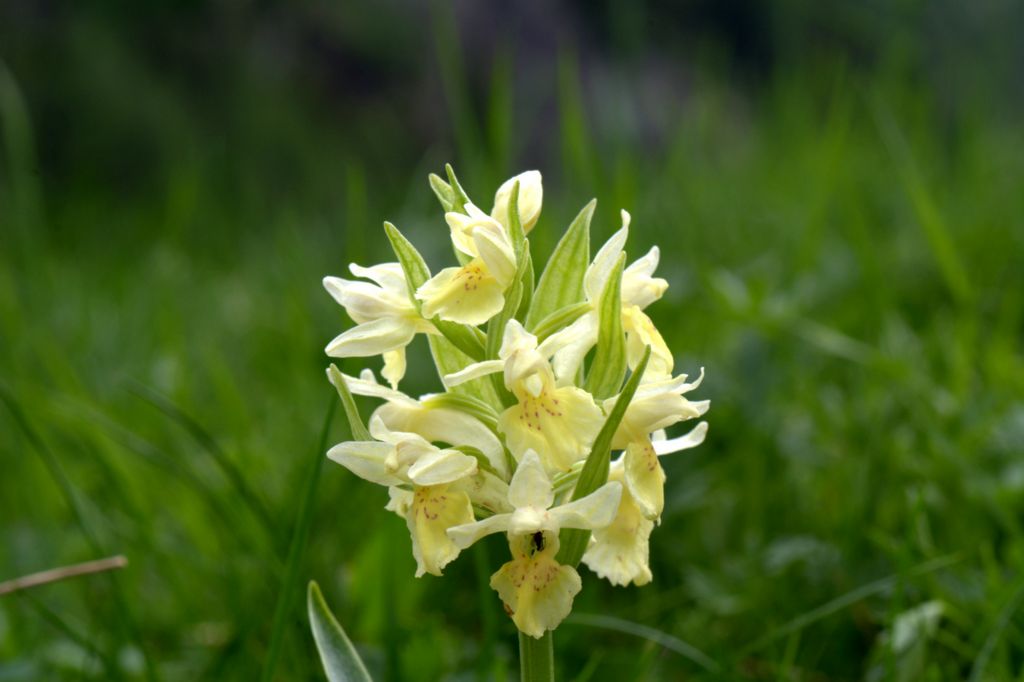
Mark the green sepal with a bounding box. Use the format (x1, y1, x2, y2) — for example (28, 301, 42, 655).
(308, 581, 373, 682)
(525, 199, 594, 330)
(583, 253, 627, 400)
(383, 221, 486, 361)
(530, 301, 591, 343)
(327, 364, 371, 441)
(557, 346, 651, 567)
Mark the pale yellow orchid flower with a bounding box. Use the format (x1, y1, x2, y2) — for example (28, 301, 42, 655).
(443, 320, 604, 473)
(606, 372, 709, 521)
(447, 451, 622, 638)
(415, 204, 517, 325)
(545, 212, 675, 384)
(324, 263, 434, 388)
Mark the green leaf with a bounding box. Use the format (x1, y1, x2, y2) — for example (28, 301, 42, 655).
(327, 365, 370, 441)
(557, 346, 651, 567)
(421, 392, 500, 433)
(530, 302, 591, 343)
(262, 398, 337, 682)
(525, 199, 594, 330)
(383, 221, 430, 298)
(428, 335, 501, 406)
(428, 173, 456, 213)
(583, 253, 626, 400)
(505, 180, 526, 262)
(308, 581, 373, 682)
(383, 221, 486, 361)
(515, 252, 535, 322)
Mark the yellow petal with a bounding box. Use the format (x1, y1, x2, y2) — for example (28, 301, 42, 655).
(490, 533, 581, 638)
(622, 306, 674, 378)
(406, 484, 474, 577)
(416, 261, 505, 326)
(623, 440, 666, 521)
(582, 479, 654, 587)
(381, 348, 406, 389)
(499, 386, 603, 472)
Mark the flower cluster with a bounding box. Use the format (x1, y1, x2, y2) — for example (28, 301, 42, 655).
(323, 168, 708, 638)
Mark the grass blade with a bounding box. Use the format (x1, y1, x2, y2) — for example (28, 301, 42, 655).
(308, 581, 374, 682)
(262, 396, 338, 681)
(568, 613, 720, 674)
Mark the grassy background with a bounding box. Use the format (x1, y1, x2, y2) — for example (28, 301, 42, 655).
(2, 1, 1024, 679)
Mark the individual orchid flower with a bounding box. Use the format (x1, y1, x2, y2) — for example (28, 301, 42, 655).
(443, 320, 604, 473)
(447, 451, 622, 638)
(545, 212, 675, 384)
(327, 414, 479, 577)
(607, 372, 709, 521)
(581, 462, 653, 587)
(331, 367, 509, 479)
(415, 204, 518, 326)
(323, 262, 435, 388)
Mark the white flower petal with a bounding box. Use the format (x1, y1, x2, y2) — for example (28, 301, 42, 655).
(328, 368, 419, 406)
(348, 262, 408, 295)
(492, 170, 543, 232)
(447, 513, 512, 549)
(508, 450, 554, 510)
(583, 210, 631, 301)
(653, 421, 709, 455)
(472, 223, 517, 286)
(326, 441, 403, 486)
(550, 481, 622, 531)
(324, 317, 416, 358)
(443, 360, 504, 388)
(407, 449, 478, 486)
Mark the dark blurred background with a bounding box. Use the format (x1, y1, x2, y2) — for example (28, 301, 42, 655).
(2, 1, 1023, 680)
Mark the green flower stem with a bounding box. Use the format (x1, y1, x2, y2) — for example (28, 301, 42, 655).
(519, 630, 554, 682)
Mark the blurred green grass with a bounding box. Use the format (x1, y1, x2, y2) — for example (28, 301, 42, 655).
(3, 3, 1024, 680)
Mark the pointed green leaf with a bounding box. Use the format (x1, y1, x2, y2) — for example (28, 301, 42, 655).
(428, 335, 501, 405)
(505, 181, 526, 261)
(530, 302, 591, 343)
(308, 581, 373, 682)
(526, 199, 594, 330)
(383, 221, 486, 361)
(428, 173, 456, 213)
(557, 346, 651, 567)
(421, 392, 501, 434)
(383, 221, 430, 297)
(515, 252, 535, 322)
(327, 365, 371, 441)
(583, 253, 626, 400)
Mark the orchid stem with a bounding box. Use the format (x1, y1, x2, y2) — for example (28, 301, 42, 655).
(518, 630, 554, 682)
